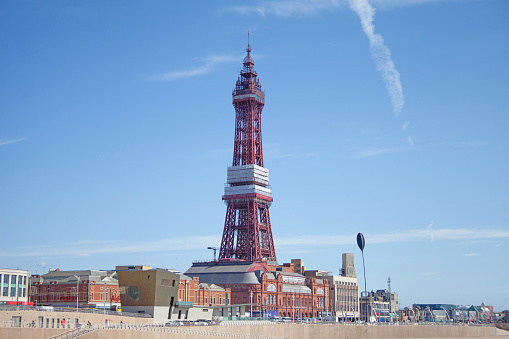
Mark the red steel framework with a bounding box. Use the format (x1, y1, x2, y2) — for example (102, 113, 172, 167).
(219, 40, 277, 262)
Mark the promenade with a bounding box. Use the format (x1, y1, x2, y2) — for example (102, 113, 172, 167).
(1, 309, 508, 339)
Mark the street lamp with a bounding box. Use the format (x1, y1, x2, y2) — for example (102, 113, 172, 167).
(292, 295, 295, 321)
(357, 233, 368, 323)
(103, 283, 106, 314)
(250, 290, 253, 318)
(73, 275, 79, 311)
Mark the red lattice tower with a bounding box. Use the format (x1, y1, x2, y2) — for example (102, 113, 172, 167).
(219, 40, 277, 262)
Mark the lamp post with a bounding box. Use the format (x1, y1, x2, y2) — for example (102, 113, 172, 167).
(250, 290, 253, 318)
(103, 283, 106, 314)
(73, 275, 79, 311)
(292, 295, 295, 321)
(357, 233, 368, 323)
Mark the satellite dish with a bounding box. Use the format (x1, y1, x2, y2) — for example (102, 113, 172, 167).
(357, 233, 365, 251)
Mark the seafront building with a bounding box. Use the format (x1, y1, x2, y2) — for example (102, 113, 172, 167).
(413, 303, 495, 322)
(185, 260, 329, 319)
(30, 268, 120, 309)
(359, 289, 399, 323)
(116, 265, 239, 323)
(0, 268, 30, 306)
(305, 253, 360, 321)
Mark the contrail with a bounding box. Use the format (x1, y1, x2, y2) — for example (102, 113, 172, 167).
(348, 0, 404, 116)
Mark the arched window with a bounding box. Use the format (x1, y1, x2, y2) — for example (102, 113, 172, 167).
(267, 284, 277, 292)
(317, 288, 324, 295)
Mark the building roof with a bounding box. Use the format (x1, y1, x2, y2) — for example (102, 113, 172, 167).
(277, 271, 304, 277)
(33, 269, 118, 284)
(199, 283, 226, 291)
(185, 262, 266, 285)
(282, 284, 312, 294)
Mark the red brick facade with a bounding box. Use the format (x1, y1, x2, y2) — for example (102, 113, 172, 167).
(177, 277, 230, 307)
(220, 272, 328, 318)
(31, 279, 120, 306)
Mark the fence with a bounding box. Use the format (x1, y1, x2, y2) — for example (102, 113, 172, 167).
(0, 305, 150, 318)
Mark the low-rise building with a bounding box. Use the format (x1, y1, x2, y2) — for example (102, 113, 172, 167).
(0, 268, 30, 306)
(185, 259, 329, 319)
(360, 289, 398, 323)
(116, 265, 231, 323)
(305, 253, 360, 321)
(29, 269, 119, 309)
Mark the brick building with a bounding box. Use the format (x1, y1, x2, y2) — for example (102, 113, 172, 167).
(185, 260, 329, 319)
(178, 275, 230, 306)
(30, 269, 120, 309)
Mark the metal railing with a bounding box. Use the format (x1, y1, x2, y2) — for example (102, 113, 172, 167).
(47, 326, 95, 339)
(0, 305, 151, 318)
(96, 323, 287, 339)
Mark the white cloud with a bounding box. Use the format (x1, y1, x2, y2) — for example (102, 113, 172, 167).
(0, 138, 27, 146)
(348, 0, 404, 116)
(463, 253, 479, 257)
(222, 0, 343, 18)
(276, 227, 509, 247)
(401, 121, 410, 131)
(153, 54, 239, 81)
(427, 221, 434, 241)
(356, 148, 392, 157)
(222, 0, 461, 17)
(407, 136, 414, 146)
(370, 0, 462, 9)
(0, 235, 221, 258)
(2, 227, 506, 259)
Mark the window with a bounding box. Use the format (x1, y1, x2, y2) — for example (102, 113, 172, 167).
(119, 286, 139, 301)
(3, 274, 8, 296)
(267, 284, 277, 292)
(11, 316, 21, 328)
(11, 276, 16, 296)
(161, 279, 173, 286)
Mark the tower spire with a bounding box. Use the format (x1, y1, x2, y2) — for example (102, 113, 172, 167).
(219, 40, 276, 263)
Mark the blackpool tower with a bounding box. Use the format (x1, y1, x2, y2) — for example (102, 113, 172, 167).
(218, 40, 277, 263)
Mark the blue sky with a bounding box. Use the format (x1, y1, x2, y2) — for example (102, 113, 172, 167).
(1, 0, 508, 310)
